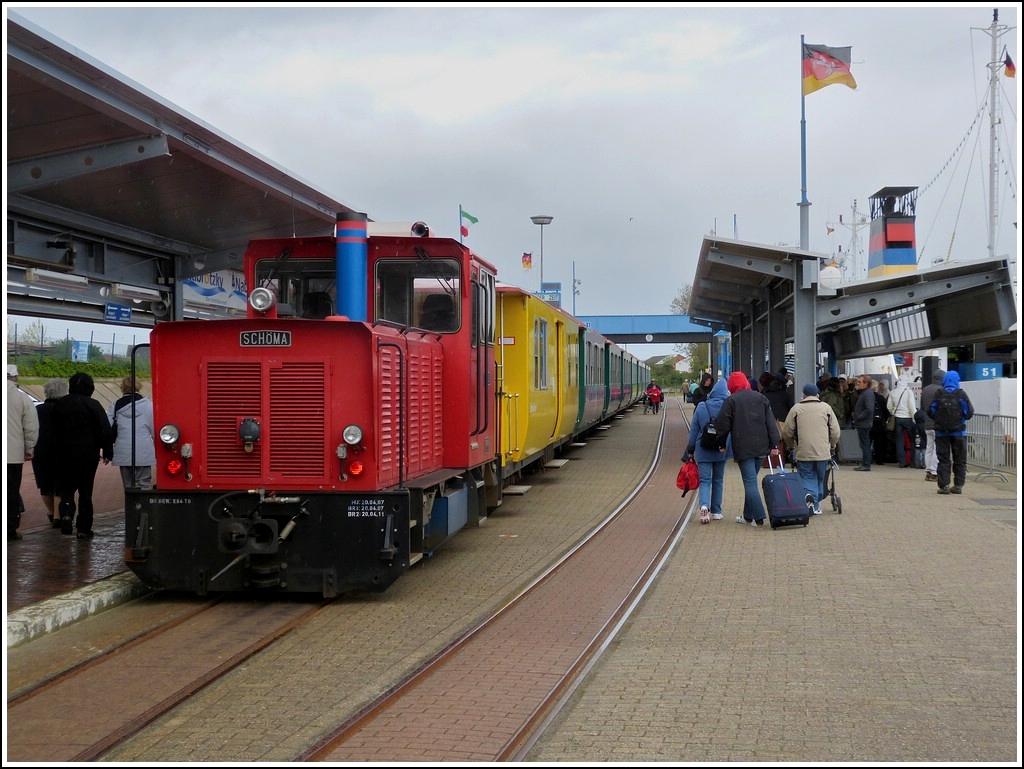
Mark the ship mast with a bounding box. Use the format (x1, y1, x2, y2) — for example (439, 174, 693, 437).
(983, 9, 1014, 259)
(826, 199, 869, 281)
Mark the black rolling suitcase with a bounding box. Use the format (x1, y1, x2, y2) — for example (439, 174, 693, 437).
(762, 454, 810, 529)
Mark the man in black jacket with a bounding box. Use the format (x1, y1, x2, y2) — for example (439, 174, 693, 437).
(851, 374, 876, 471)
(714, 371, 781, 526)
(919, 368, 946, 481)
(51, 372, 113, 539)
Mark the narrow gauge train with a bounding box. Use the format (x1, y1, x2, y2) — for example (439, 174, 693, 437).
(124, 213, 649, 597)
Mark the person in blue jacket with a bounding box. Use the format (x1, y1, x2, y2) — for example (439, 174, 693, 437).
(683, 377, 733, 525)
(928, 370, 975, 494)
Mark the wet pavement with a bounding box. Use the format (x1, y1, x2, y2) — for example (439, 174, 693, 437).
(5, 461, 129, 613)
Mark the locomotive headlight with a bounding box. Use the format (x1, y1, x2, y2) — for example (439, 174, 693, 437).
(249, 286, 276, 313)
(159, 424, 180, 446)
(342, 424, 363, 445)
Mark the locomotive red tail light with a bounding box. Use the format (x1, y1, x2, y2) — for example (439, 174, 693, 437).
(166, 459, 183, 476)
(348, 461, 365, 476)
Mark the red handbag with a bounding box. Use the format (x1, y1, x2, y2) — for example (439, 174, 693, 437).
(676, 458, 699, 497)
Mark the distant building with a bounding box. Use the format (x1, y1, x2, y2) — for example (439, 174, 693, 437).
(646, 354, 688, 372)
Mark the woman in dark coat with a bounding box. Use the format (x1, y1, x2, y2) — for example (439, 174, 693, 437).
(51, 372, 113, 539)
(31, 377, 68, 527)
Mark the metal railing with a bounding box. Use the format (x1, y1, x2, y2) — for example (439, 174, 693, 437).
(965, 414, 1017, 482)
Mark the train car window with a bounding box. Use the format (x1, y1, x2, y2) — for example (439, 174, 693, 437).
(534, 317, 549, 390)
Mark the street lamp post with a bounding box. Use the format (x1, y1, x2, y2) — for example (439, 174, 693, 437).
(572, 260, 581, 316)
(530, 215, 553, 293)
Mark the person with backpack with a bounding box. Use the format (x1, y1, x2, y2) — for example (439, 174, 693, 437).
(928, 370, 974, 495)
(681, 377, 732, 524)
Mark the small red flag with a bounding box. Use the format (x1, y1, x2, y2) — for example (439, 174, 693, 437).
(522, 252, 532, 269)
(1004, 52, 1016, 78)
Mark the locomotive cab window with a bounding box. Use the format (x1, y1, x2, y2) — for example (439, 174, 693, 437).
(375, 259, 461, 332)
(255, 258, 336, 318)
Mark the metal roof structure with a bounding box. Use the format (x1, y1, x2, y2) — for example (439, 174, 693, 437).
(688, 236, 1017, 383)
(6, 13, 356, 325)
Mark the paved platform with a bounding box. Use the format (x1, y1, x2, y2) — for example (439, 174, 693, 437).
(4, 399, 1019, 762)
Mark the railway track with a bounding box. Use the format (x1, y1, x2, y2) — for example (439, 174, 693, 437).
(5, 598, 332, 762)
(5, 401, 692, 762)
(300, 403, 693, 762)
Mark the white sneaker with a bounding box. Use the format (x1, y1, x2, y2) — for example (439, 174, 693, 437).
(735, 516, 747, 524)
(812, 509, 822, 515)
(711, 513, 724, 520)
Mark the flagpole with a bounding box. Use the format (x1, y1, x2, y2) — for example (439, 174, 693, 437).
(459, 204, 464, 244)
(799, 34, 810, 252)
(797, 35, 815, 390)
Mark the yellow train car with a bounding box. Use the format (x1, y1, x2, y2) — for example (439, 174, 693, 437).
(495, 285, 581, 479)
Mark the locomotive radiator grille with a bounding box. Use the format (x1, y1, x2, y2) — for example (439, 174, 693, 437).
(378, 347, 399, 479)
(205, 360, 327, 480)
(207, 362, 263, 478)
(405, 347, 444, 474)
(407, 352, 429, 474)
(270, 362, 326, 476)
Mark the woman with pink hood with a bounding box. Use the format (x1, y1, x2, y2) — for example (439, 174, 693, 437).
(712, 371, 781, 526)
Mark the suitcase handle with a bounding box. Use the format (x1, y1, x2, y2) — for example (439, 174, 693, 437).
(767, 451, 786, 475)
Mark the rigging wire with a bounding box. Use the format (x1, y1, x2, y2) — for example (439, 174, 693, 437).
(916, 94, 986, 265)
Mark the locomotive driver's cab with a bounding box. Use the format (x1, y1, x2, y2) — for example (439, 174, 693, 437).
(375, 258, 461, 333)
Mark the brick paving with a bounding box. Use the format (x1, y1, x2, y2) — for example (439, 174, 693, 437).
(526, 404, 1019, 763)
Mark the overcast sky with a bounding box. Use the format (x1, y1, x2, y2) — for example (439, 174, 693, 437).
(7, 3, 1021, 357)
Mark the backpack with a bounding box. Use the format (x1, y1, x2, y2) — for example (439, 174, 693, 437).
(699, 408, 720, 451)
(932, 389, 964, 432)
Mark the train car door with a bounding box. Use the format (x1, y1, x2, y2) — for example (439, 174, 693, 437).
(469, 262, 496, 460)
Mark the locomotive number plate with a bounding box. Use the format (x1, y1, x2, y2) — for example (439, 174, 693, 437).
(240, 330, 292, 347)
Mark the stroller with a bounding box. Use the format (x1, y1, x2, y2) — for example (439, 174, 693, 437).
(822, 455, 843, 514)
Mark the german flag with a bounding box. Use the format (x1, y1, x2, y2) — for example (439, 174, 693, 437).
(802, 43, 857, 96)
(1004, 52, 1016, 78)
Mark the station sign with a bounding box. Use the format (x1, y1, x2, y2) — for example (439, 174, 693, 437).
(104, 302, 132, 324)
